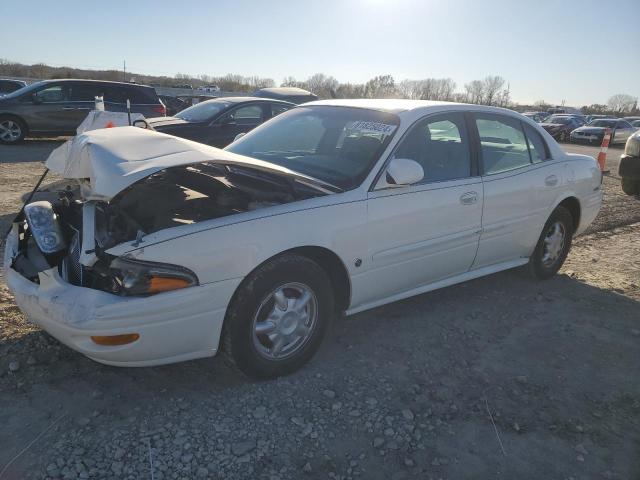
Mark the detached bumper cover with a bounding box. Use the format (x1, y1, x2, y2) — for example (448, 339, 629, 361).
(4, 232, 241, 367)
(619, 155, 640, 179)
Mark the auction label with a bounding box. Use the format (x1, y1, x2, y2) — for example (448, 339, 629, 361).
(350, 121, 397, 136)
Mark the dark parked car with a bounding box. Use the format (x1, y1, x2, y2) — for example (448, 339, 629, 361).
(0, 79, 27, 96)
(253, 87, 318, 105)
(540, 115, 581, 142)
(570, 118, 636, 145)
(157, 95, 190, 116)
(146, 97, 294, 147)
(0, 79, 166, 144)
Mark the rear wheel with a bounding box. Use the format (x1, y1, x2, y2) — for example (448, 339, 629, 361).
(223, 254, 334, 379)
(621, 178, 640, 195)
(529, 206, 574, 279)
(0, 116, 26, 144)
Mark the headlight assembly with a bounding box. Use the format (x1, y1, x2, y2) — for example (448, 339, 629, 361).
(23, 201, 67, 254)
(110, 257, 199, 295)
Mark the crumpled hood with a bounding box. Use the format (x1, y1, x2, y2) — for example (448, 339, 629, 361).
(44, 126, 313, 201)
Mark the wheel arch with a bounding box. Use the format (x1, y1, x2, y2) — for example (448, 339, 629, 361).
(226, 245, 352, 317)
(555, 196, 581, 231)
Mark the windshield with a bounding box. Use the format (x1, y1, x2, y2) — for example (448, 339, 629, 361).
(546, 116, 571, 125)
(175, 100, 230, 122)
(0, 80, 47, 99)
(589, 119, 616, 128)
(225, 106, 401, 190)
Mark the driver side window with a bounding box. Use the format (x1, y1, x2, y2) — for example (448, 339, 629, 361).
(393, 113, 472, 184)
(224, 105, 264, 125)
(34, 84, 68, 103)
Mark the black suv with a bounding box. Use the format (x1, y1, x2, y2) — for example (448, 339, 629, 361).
(0, 79, 166, 144)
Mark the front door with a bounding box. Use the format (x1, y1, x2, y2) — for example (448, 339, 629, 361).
(24, 82, 78, 133)
(359, 112, 483, 306)
(208, 103, 267, 147)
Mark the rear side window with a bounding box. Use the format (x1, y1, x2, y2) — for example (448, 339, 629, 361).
(124, 87, 159, 104)
(475, 114, 531, 175)
(69, 83, 104, 101)
(522, 123, 549, 163)
(270, 103, 292, 117)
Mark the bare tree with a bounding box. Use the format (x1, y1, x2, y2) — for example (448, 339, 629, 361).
(464, 80, 484, 104)
(482, 75, 505, 106)
(608, 94, 637, 114)
(364, 75, 396, 98)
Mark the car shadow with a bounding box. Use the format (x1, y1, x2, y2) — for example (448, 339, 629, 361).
(1, 267, 639, 477)
(0, 138, 66, 164)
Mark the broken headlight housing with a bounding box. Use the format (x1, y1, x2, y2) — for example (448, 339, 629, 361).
(110, 258, 199, 296)
(23, 201, 67, 254)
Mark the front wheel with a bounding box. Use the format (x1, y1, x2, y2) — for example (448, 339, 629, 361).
(621, 178, 640, 195)
(529, 206, 574, 279)
(223, 254, 334, 379)
(0, 116, 27, 144)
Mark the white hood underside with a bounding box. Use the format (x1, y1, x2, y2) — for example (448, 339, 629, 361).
(45, 126, 302, 201)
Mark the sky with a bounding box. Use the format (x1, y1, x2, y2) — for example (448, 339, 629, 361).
(1, 0, 639, 106)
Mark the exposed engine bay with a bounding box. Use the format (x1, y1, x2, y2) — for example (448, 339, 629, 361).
(10, 161, 325, 294)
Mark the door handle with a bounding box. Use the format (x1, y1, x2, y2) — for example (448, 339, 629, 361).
(62, 106, 76, 110)
(545, 175, 558, 186)
(459, 191, 478, 205)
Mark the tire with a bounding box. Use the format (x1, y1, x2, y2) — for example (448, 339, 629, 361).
(621, 178, 640, 195)
(0, 116, 27, 144)
(223, 254, 334, 379)
(529, 206, 574, 279)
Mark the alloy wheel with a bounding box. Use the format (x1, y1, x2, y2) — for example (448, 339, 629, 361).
(251, 282, 318, 360)
(542, 221, 565, 267)
(0, 120, 22, 142)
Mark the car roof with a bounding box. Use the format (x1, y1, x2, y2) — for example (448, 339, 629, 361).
(194, 96, 294, 105)
(35, 78, 153, 89)
(301, 99, 528, 120)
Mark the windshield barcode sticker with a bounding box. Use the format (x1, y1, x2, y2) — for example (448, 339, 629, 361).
(349, 121, 397, 136)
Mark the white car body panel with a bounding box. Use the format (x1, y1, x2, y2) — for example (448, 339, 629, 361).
(4, 100, 603, 367)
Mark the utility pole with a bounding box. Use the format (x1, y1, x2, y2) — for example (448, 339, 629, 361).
(123, 60, 126, 82)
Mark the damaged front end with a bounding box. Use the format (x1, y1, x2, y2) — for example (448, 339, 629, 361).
(8, 160, 321, 296)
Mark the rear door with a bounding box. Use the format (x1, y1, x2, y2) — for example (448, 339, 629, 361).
(360, 112, 483, 305)
(472, 113, 562, 268)
(67, 82, 103, 125)
(268, 102, 293, 119)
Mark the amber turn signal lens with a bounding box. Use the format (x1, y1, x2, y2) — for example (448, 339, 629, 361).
(91, 333, 140, 346)
(147, 276, 191, 293)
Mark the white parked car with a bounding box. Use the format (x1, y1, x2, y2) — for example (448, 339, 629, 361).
(4, 100, 603, 378)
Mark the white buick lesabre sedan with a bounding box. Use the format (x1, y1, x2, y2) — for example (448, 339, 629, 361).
(4, 100, 602, 378)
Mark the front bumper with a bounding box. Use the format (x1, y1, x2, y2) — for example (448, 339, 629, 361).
(570, 133, 603, 144)
(4, 231, 241, 367)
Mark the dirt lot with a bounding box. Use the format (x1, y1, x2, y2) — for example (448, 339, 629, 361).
(0, 140, 639, 480)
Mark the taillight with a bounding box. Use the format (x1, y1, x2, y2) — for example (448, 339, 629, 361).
(152, 105, 166, 116)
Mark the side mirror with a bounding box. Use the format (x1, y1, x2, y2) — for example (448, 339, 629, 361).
(31, 93, 42, 104)
(133, 119, 150, 129)
(233, 132, 246, 142)
(384, 158, 424, 186)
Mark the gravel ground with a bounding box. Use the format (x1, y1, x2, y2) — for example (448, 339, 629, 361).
(0, 140, 639, 479)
